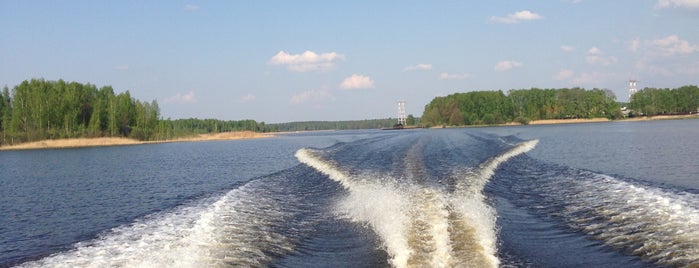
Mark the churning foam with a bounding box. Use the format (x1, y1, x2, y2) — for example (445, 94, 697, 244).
(554, 172, 699, 267)
(296, 139, 538, 268)
(16, 180, 299, 268)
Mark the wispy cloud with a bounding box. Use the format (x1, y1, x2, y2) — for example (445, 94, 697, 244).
(586, 47, 618, 65)
(438, 72, 471, 80)
(239, 93, 256, 103)
(560, 45, 576, 52)
(650, 35, 698, 56)
(635, 60, 674, 76)
(165, 91, 196, 104)
(656, 0, 699, 9)
(629, 38, 641, 52)
(631, 35, 699, 77)
(340, 74, 374, 89)
(404, 63, 433, 71)
(114, 65, 129, 71)
(571, 72, 613, 85)
(183, 4, 200, 11)
(554, 69, 575, 80)
(290, 89, 334, 105)
(494, 60, 523, 71)
(268, 50, 345, 72)
(490, 10, 543, 24)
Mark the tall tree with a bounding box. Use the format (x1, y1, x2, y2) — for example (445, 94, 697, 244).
(0, 86, 11, 144)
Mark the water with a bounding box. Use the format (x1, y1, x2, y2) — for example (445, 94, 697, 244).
(1, 120, 698, 267)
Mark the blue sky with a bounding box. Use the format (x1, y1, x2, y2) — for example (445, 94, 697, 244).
(1, 1, 698, 123)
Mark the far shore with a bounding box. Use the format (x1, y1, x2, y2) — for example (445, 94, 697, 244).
(527, 117, 610, 125)
(432, 113, 699, 128)
(0, 131, 273, 151)
(527, 114, 698, 125)
(2, 114, 697, 150)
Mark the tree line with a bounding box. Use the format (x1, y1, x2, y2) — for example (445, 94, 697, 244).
(627, 85, 699, 116)
(421, 87, 623, 127)
(271, 118, 413, 132)
(0, 79, 273, 145)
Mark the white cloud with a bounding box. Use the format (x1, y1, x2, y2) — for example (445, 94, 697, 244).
(165, 91, 196, 104)
(490, 10, 544, 24)
(239, 93, 256, 103)
(651, 35, 698, 56)
(571, 72, 611, 85)
(656, 0, 699, 9)
(114, 65, 129, 71)
(631, 35, 699, 77)
(554, 69, 575, 80)
(268, 50, 345, 72)
(494, 60, 523, 71)
(560, 45, 576, 52)
(183, 4, 200, 11)
(340, 74, 375, 89)
(629, 38, 641, 52)
(586, 47, 618, 65)
(636, 60, 674, 76)
(290, 89, 334, 105)
(404, 63, 433, 71)
(438, 72, 471, 80)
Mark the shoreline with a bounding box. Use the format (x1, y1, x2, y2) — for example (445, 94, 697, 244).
(2, 114, 696, 150)
(433, 113, 698, 128)
(527, 118, 610, 125)
(526, 114, 698, 125)
(0, 131, 273, 151)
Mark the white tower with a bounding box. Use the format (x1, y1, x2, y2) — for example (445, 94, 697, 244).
(629, 80, 638, 99)
(397, 100, 407, 126)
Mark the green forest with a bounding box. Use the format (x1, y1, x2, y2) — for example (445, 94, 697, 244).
(627, 85, 699, 116)
(0, 79, 274, 145)
(421, 86, 699, 127)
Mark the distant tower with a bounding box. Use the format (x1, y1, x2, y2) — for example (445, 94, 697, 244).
(628, 79, 638, 99)
(397, 100, 407, 126)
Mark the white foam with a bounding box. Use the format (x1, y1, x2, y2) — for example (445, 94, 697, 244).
(447, 139, 538, 268)
(336, 179, 413, 268)
(296, 140, 538, 268)
(17, 181, 298, 268)
(552, 172, 699, 266)
(17, 199, 212, 268)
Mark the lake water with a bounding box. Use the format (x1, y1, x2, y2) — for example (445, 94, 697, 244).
(1, 119, 697, 267)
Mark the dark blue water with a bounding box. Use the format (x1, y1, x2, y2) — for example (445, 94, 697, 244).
(1, 120, 698, 267)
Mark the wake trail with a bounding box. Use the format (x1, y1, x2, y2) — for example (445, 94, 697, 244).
(295, 139, 538, 268)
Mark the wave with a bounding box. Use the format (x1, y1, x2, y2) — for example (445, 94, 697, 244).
(15, 171, 327, 268)
(498, 158, 699, 267)
(560, 173, 699, 266)
(296, 139, 538, 268)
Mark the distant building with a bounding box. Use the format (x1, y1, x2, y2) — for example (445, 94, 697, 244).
(397, 100, 406, 126)
(628, 80, 638, 100)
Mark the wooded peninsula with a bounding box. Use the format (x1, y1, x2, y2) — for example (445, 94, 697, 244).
(0, 79, 274, 146)
(420, 86, 699, 127)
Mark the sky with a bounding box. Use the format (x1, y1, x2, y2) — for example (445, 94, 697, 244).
(1, 1, 698, 123)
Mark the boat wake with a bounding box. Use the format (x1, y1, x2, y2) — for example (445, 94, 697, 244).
(15, 166, 339, 268)
(296, 139, 538, 268)
(494, 157, 699, 267)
